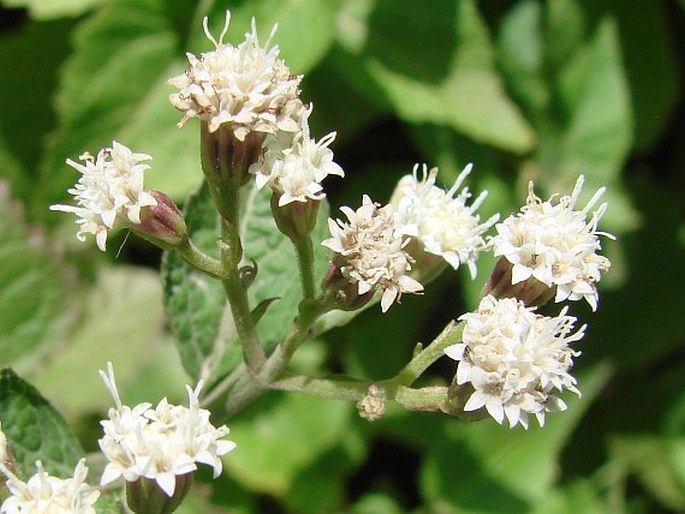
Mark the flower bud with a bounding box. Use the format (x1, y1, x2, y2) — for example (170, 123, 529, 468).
(270, 193, 319, 242)
(201, 122, 266, 189)
(131, 190, 187, 250)
(126, 474, 193, 514)
(357, 384, 386, 421)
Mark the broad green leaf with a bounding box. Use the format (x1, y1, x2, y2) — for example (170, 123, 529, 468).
(163, 183, 235, 382)
(496, 0, 549, 118)
(39, 0, 200, 211)
(1, 0, 106, 20)
(0, 188, 70, 365)
(347, 0, 535, 153)
(163, 181, 331, 383)
(0, 17, 73, 190)
(537, 17, 637, 234)
(0, 368, 84, 478)
(589, 0, 679, 152)
(421, 363, 612, 509)
(225, 393, 352, 496)
(31, 266, 184, 419)
(555, 19, 631, 183)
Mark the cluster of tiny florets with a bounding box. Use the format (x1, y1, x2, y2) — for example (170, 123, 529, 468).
(491, 176, 613, 310)
(50, 141, 157, 251)
(393, 164, 498, 279)
(98, 363, 236, 497)
(445, 295, 584, 429)
(322, 195, 423, 312)
(168, 12, 305, 139)
(252, 107, 345, 205)
(0, 460, 99, 514)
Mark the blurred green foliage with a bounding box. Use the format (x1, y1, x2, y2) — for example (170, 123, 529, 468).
(0, 0, 683, 512)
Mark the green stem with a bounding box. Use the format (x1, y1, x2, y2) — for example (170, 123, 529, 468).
(388, 320, 464, 388)
(201, 124, 266, 374)
(220, 220, 266, 373)
(293, 236, 316, 300)
(216, 300, 330, 418)
(395, 385, 450, 412)
(269, 372, 370, 401)
(178, 238, 227, 280)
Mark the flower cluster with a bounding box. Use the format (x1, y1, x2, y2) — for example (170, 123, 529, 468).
(322, 195, 423, 312)
(445, 295, 584, 429)
(252, 107, 345, 206)
(392, 164, 498, 279)
(50, 141, 157, 251)
(98, 363, 236, 498)
(168, 12, 304, 139)
(491, 176, 613, 310)
(0, 460, 99, 514)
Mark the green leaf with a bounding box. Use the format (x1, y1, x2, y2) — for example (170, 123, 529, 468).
(0, 188, 70, 365)
(355, 0, 535, 152)
(496, 0, 549, 117)
(163, 182, 331, 383)
(163, 183, 234, 382)
(38, 0, 200, 212)
(600, 1, 678, 152)
(535, 15, 637, 234)
(31, 266, 184, 419)
(1, 0, 106, 20)
(421, 363, 613, 509)
(225, 394, 352, 496)
(0, 368, 84, 479)
(555, 18, 632, 185)
(0, 17, 73, 191)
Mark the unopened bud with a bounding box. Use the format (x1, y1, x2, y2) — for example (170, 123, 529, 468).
(357, 385, 386, 421)
(132, 191, 187, 250)
(126, 473, 193, 514)
(201, 122, 266, 188)
(270, 193, 319, 243)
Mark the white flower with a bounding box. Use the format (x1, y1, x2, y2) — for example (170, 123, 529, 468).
(444, 295, 584, 429)
(50, 141, 157, 251)
(252, 106, 344, 205)
(98, 363, 236, 497)
(168, 11, 305, 139)
(393, 164, 498, 278)
(322, 195, 423, 312)
(1, 459, 99, 514)
(491, 175, 613, 310)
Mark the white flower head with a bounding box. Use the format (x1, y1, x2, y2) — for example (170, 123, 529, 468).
(444, 295, 584, 429)
(98, 363, 236, 498)
(50, 141, 157, 251)
(393, 164, 498, 278)
(0, 459, 99, 514)
(322, 195, 423, 312)
(252, 106, 345, 206)
(168, 11, 305, 139)
(491, 175, 614, 310)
